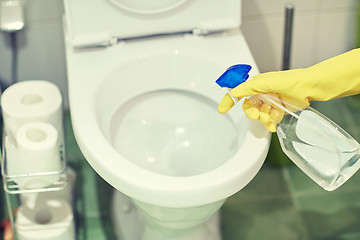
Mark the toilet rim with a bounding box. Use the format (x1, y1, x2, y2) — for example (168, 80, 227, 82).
(70, 88, 270, 207)
(66, 31, 270, 207)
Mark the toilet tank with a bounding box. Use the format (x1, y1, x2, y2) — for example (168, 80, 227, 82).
(64, 0, 242, 48)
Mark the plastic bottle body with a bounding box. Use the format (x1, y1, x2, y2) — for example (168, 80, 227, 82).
(254, 94, 360, 191)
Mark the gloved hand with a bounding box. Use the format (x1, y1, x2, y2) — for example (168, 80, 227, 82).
(218, 48, 360, 132)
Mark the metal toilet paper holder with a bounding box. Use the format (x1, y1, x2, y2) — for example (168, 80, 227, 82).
(0, 127, 70, 239)
(1, 131, 68, 194)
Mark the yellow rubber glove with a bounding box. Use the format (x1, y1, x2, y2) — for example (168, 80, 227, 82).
(218, 48, 360, 132)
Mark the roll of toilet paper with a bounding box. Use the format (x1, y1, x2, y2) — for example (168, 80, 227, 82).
(1, 80, 63, 144)
(16, 199, 75, 240)
(6, 122, 62, 189)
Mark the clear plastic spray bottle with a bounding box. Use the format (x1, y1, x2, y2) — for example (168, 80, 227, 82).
(216, 64, 360, 191)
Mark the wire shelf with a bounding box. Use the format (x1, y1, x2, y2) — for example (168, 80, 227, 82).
(1, 133, 68, 195)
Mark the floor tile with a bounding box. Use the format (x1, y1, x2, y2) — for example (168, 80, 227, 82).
(222, 193, 308, 240)
(227, 164, 291, 204)
(222, 164, 309, 240)
(297, 191, 360, 240)
(312, 97, 360, 141)
(83, 217, 107, 240)
(286, 163, 360, 196)
(64, 111, 85, 163)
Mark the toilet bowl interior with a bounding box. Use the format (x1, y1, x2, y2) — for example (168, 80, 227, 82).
(66, 31, 270, 207)
(95, 54, 248, 177)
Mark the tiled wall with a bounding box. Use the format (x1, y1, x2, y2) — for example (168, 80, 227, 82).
(242, 0, 358, 72)
(0, 0, 358, 108)
(0, 0, 67, 104)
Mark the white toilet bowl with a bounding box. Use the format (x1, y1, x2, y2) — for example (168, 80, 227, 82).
(63, 1, 270, 239)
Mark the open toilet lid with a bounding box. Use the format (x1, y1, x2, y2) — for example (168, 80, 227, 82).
(64, 0, 241, 48)
(107, 0, 191, 14)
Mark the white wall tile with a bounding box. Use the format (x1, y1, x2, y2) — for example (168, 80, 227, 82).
(319, 0, 358, 10)
(16, 20, 68, 106)
(242, 16, 284, 72)
(0, 0, 67, 105)
(291, 14, 319, 68)
(315, 9, 357, 63)
(290, 0, 320, 12)
(241, 0, 358, 72)
(241, 4, 321, 72)
(24, 0, 64, 22)
(242, 0, 320, 17)
(0, 33, 13, 88)
(241, 0, 325, 72)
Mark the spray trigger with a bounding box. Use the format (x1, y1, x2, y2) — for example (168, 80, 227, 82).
(215, 64, 252, 103)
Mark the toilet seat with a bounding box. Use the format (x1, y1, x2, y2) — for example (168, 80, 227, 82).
(65, 30, 270, 208)
(64, 0, 241, 48)
(108, 0, 189, 14)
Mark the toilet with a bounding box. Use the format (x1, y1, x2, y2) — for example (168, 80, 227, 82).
(63, 0, 270, 239)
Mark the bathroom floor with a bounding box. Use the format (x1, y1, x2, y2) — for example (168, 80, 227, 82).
(2, 96, 360, 240)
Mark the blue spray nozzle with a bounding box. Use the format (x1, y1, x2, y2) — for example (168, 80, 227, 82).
(215, 64, 252, 89)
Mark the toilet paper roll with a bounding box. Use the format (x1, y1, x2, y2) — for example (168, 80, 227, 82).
(6, 122, 62, 189)
(16, 199, 75, 240)
(1, 80, 63, 144)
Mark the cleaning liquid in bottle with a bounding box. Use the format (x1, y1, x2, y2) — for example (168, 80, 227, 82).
(216, 64, 360, 191)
